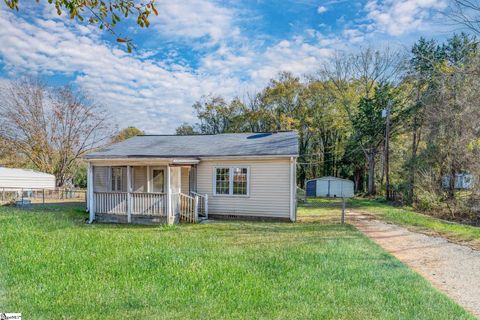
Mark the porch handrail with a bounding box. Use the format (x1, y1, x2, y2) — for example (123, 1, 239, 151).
(179, 193, 198, 223)
(190, 191, 208, 218)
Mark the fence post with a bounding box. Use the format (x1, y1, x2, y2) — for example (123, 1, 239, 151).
(2, 187, 4, 203)
(194, 195, 199, 223)
(43, 189, 45, 205)
(341, 197, 345, 224)
(21, 188, 24, 204)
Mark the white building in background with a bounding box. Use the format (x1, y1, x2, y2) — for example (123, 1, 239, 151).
(0, 167, 56, 190)
(442, 173, 474, 190)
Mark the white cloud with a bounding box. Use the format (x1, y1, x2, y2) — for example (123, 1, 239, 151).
(151, 0, 240, 45)
(0, 8, 246, 133)
(365, 0, 447, 35)
(343, 28, 365, 43)
(317, 6, 328, 14)
(249, 40, 334, 83)
(197, 35, 336, 88)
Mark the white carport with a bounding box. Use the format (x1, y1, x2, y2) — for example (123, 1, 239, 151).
(0, 167, 56, 191)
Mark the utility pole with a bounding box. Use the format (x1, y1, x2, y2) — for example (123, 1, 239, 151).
(383, 100, 392, 201)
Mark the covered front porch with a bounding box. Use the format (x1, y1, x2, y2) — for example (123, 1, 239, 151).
(86, 159, 208, 224)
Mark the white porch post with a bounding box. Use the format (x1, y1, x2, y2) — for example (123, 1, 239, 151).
(146, 165, 150, 192)
(166, 165, 173, 224)
(87, 163, 95, 223)
(194, 195, 199, 222)
(127, 165, 132, 223)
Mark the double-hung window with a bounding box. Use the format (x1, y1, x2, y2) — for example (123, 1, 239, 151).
(111, 167, 125, 192)
(214, 167, 249, 196)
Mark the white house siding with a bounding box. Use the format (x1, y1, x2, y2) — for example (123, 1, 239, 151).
(196, 158, 291, 218)
(93, 166, 109, 192)
(181, 167, 190, 194)
(133, 166, 146, 192)
(170, 167, 181, 193)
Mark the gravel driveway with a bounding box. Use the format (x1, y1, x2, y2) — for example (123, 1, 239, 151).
(350, 212, 480, 318)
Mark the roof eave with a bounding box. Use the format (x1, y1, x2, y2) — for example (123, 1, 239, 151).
(84, 153, 298, 162)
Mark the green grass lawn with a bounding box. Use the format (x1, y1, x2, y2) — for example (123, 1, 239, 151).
(0, 204, 474, 319)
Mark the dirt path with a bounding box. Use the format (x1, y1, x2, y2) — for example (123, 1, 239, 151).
(350, 211, 480, 318)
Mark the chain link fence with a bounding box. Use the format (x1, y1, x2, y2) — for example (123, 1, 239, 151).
(297, 187, 349, 224)
(0, 188, 86, 206)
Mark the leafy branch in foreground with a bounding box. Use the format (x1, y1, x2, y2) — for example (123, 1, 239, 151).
(3, 0, 158, 52)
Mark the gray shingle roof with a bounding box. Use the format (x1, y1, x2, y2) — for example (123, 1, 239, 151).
(85, 131, 298, 159)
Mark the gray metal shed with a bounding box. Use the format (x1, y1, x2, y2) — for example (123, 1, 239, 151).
(306, 176, 354, 198)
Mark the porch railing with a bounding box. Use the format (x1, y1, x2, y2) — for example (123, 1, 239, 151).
(131, 192, 167, 216)
(178, 193, 198, 223)
(191, 192, 208, 218)
(93, 191, 207, 223)
(94, 192, 128, 214)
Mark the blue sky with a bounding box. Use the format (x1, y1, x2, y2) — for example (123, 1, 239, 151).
(0, 0, 454, 133)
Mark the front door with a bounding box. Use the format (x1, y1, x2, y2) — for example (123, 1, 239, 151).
(151, 168, 165, 193)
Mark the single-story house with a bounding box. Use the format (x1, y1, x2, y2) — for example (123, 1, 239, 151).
(84, 131, 299, 224)
(0, 167, 56, 191)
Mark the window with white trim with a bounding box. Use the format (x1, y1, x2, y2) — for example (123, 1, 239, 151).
(215, 168, 230, 195)
(214, 167, 249, 196)
(111, 167, 124, 192)
(232, 167, 248, 195)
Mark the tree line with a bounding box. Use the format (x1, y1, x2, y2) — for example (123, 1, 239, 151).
(176, 34, 480, 220)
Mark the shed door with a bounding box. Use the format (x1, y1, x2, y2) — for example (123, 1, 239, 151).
(317, 180, 330, 197)
(306, 180, 316, 197)
(329, 181, 342, 198)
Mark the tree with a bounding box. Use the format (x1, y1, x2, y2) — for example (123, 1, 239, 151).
(0, 78, 111, 187)
(0, 136, 24, 167)
(402, 33, 480, 217)
(111, 126, 144, 143)
(3, 0, 159, 52)
(74, 163, 88, 188)
(321, 48, 404, 195)
(423, 34, 479, 199)
(449, 0, 480, 35)
(176, 123, 196, 135)
(404, 37, 443, 203)
(192, 96, 248, 134)
(259, 72, 303, 131)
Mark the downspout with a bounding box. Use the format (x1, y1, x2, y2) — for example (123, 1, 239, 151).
(290, 156, 297, 222)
